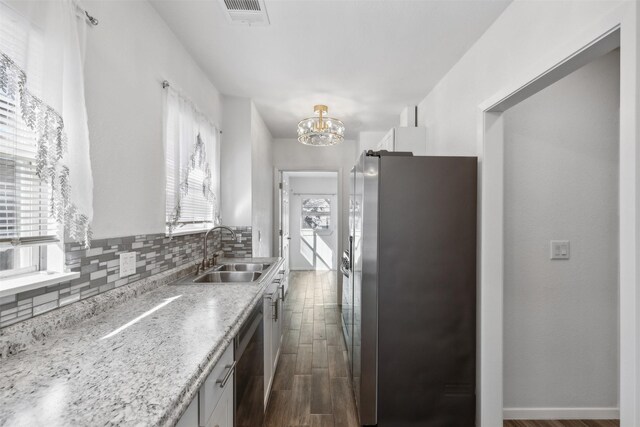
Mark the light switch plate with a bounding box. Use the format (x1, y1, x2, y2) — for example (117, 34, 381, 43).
(119, 252, 137, 277)
(550, 240, 570, 260)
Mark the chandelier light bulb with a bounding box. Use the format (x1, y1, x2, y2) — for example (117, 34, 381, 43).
(297, 104, 345, 146)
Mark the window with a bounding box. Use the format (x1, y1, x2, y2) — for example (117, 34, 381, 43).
(0, 5, 60, 279)
(301, 198, 331, 230)
(164, 89, 220, 234)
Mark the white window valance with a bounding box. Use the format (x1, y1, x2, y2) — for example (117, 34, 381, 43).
(164, 87, 220, 235)
(0, 0, 93, 247)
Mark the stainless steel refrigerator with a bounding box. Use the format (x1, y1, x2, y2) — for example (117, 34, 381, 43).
(341, 151, 477, 426)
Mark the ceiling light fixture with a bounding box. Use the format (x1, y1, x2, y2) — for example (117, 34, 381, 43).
(297, 105, 345, 146)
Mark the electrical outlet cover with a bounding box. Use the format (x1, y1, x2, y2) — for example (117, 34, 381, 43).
(119, 252, 137, 277)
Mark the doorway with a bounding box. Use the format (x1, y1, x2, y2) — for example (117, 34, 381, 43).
(502, 50, 619, 423)
(477, 25, 638, 427)
(280, 171, 339, 271)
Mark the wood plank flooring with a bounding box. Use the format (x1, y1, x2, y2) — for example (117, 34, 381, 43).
(267, 272, 619, 427)
(265, 271, 359, 427)
(504, 420, 619, 427)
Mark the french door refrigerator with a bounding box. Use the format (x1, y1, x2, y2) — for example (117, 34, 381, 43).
(343, 150, 477, 426)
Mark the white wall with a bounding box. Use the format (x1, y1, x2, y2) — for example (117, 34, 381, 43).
(416, 0, 626, 156)
(220, 97, 273, 256)
(289, 176, 339, 198)
(221, 96, 252, 226)
(251, 102, 274, 257)
(357, 131, 387, 154)
(273, 138, 357, 302)
(288, 176, 339, 270)
(412, 1, 639, 423)
(503, 51, 619, 413)
(81, 0, 222, 239)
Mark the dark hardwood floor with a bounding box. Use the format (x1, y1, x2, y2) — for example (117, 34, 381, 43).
(264, 271, 359, 427)
(269, 272, 619, 427)
(504, 420, 619, 427)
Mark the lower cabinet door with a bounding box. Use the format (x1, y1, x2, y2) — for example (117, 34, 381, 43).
(263, 295, 273, 405)
(207, 395, 226, 427)
(206, 375, 234, 427)
(176, 396, 199, 427)
(271, 295, 282, 374)
(200, 344, 234, 425)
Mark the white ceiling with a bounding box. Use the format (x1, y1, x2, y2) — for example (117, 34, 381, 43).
(150, 0, 512, 139)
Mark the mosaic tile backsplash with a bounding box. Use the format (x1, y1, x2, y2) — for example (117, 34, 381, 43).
(0, 226, 252, 329)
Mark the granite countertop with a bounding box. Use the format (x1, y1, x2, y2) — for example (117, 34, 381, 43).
(0, 257, 283, 427)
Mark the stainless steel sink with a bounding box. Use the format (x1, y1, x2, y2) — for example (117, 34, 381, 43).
(193, 271, 262, 283)
(216, 263, 271, 272)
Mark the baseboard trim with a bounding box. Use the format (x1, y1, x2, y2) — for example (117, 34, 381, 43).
(503, 407, 619, 420)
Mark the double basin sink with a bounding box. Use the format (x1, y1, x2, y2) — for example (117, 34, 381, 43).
(191, 263, 271, 284)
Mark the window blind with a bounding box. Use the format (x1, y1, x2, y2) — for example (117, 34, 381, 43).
(164, 89, 220, 230)
(165, 159, 216, 224)
(0, 4, 56, 246)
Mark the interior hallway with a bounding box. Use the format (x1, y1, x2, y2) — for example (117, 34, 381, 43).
(265, 271, 359, 427)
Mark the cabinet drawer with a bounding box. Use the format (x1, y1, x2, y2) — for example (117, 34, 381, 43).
(199, 342, 234, 426)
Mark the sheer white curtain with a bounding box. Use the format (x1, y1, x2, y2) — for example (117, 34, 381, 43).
(164, 87, 220, 234)
(0, 0, 93, 246)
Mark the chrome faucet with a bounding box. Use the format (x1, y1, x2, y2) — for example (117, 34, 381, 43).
(201, 226, 236, 271)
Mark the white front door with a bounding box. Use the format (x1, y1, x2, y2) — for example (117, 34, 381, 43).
(290, 194, 337, 270)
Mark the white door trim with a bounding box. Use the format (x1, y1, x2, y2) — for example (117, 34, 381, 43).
(477, 4, 638, 426)
(273, 168, 343, 267)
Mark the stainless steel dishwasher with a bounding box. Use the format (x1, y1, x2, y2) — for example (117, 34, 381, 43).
(234, 302, 264, 427)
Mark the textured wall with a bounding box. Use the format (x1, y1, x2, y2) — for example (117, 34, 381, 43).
(251, 102, 274, 257)
(221, 97, 252, 227)
(503, 51, 619, 410)
(272, 138, 356, 264)
(79, 0, 223, 239)
(416, 0, 626, 156)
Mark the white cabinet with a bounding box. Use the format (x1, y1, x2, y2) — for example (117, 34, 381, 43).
(200, 343, 234, 427)
(176, 342, 234, 427)
(206, 376, 233, 427)
(176, 396, 199, 427)
(263, 290, 273, 405)
(376, 127, 427, 155)
(271, 279, 284, 374)
(263, 272, 286, 407)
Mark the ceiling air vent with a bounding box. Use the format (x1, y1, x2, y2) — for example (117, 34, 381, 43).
(219, 0, 270, 26)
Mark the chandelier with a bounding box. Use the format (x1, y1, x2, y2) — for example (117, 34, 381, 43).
(297, 105, 345, 146)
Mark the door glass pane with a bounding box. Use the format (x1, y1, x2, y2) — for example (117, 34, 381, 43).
(301, 198, 331, 230)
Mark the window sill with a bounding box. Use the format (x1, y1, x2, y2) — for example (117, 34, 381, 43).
(167, 227, 210, 237)
(0, 271, 80, 298)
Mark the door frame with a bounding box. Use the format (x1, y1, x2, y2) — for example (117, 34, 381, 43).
(273, 168, 343, 268)
(477, 5, 639, 426)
